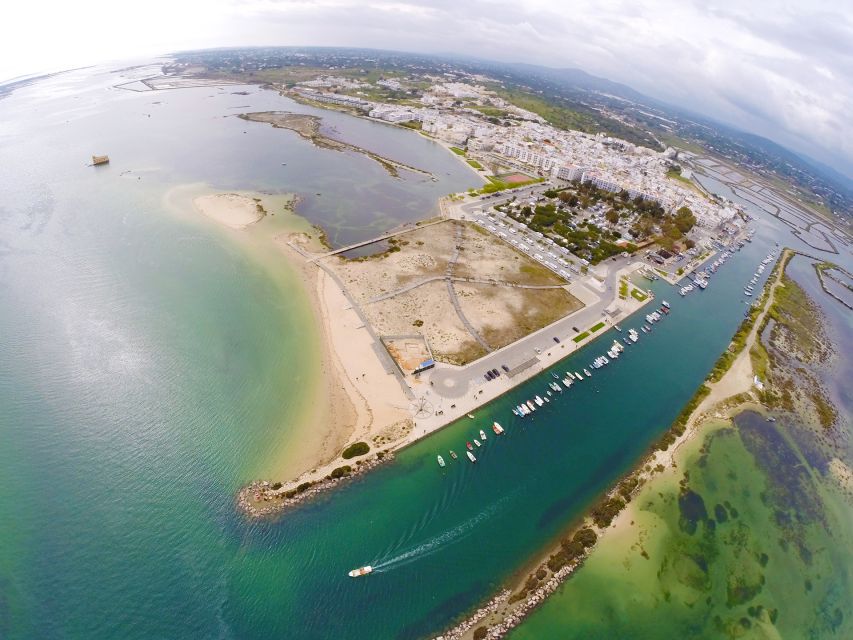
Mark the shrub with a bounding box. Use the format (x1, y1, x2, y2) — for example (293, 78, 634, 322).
(591, 496, 626, 528)
(271, 482, 282, 490)
(342, 442, 370, 459)
(296, 482, 313, 494)
(573, 527, 598, 548)
(330, 465, 352, 479)
(473, 627, 488, 640)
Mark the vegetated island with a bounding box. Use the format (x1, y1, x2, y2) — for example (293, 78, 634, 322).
(436, 248, 848, 640)
(237, 111, 435, 179)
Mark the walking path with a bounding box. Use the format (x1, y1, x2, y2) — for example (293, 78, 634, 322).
(365, 276, 566, 304)
(446, 223, 492, 352)
(308, 219, 447, 261)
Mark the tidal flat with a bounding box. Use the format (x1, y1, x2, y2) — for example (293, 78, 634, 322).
(510, 412, 852, 639)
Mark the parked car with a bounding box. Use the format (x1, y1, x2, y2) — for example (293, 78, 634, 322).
(553, 336, 560, 343)
(501, 364, 510, 373)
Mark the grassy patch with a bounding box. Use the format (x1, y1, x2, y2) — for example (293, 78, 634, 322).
(619, 280, 628, 298)
(466, 159, 483, 170)
(590, 321, 606, 333)
(449, 146, 466, 156)
(479, 176, 544, 194)
(342, 442, 370, 459)
(573, 331, 590, 343)
(631, 288, 649, 301)
(480, 288, 583, 350)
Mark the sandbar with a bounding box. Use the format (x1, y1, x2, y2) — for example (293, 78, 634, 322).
(193, 193, 265, 229)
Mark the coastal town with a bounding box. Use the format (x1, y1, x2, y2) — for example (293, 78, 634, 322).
(221, 67, 765, 515)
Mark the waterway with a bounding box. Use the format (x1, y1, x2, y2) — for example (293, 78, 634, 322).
(0, 64, 850, 639)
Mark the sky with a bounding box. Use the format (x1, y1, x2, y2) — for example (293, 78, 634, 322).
(2, 0, 852, 178)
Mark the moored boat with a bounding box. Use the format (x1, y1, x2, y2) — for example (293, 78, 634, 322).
(437, 455, 445, 467)
(492, 422, 504, 435)
(467, 450, 477, 463)
(450, 450, 458, 459)
(479, 429, 487, 441)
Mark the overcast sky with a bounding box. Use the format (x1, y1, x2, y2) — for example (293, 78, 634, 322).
(3, 0, 851, 178)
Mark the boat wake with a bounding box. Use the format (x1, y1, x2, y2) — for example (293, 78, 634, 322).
(371, 499, 508, 572)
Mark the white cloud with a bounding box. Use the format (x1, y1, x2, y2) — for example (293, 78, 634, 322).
(1, 0, 850, 174)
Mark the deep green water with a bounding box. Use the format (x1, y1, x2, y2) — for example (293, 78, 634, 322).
(1, 64, 851, 639)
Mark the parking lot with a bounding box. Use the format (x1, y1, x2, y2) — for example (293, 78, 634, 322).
(472, 209, 583, 282)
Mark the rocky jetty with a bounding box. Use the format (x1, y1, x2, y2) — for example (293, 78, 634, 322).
(237, 452, 394, 518)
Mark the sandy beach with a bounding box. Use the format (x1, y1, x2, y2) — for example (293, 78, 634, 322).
(188, 187, 412, 495)
(193, 192, 266, 229)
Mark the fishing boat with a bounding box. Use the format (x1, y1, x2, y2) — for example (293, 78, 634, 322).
(467, 451, 477, 463)
(450, 450, 458, 459)
(437, 455, 445, 467)
(466, 441, 473, 451)
(349, 566, 373, 578)
(492, 422, 505, 435)
(479, 429, 487, 441)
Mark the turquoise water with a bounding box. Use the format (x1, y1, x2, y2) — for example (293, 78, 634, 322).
(1, 64, 851, 639)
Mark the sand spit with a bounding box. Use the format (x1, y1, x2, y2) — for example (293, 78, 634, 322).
(238, 111, 435, 178)
(193, 193, 265, 229)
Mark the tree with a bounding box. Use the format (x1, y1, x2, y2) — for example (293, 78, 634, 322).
(674, 206, 697, 234)
(605, 209, 619, 224)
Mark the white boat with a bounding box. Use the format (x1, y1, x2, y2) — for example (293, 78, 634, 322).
(479, 429, 487, 441)
(474, 439, 481, 447)
(349, 566, 373, 578)
(527, 401, 536, 412)
(437, 455, 445, 467)
(583, 368, 592, 377)
(661, 300, 670, 308)
(534, 395, 544, 406)
(543, 396, 550, 403)
(492, 422, 504, 435)
(566, 371, 575, 380)
(467, 450, 477, 463)
(574, 371, 583, 380)
(562, 377, 572, 387)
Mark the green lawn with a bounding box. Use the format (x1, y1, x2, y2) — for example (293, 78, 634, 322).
(573, 331, 590, 343)
(466, 159, 483, 170)
(619, 280, 628, 298)
(590, 321, 606, 333)
(631, 289, 649, 302)
(479, 176, 544, 194)
(449, 146, 466, 156)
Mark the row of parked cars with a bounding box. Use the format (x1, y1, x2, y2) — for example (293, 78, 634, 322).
(484, 364, 512, 381)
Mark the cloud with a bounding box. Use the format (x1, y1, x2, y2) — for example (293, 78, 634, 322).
(2, 0, 851, 175)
